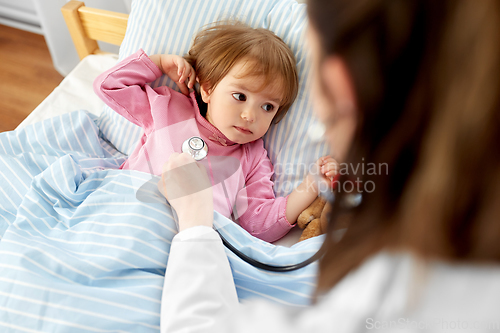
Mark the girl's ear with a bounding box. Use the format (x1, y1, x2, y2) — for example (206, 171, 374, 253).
(199, 84, 211, 103)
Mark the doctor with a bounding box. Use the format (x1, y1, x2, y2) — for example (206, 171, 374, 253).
(158, 0, 500, 332)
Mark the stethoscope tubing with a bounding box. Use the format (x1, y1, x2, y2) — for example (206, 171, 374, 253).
(216, 229, 322, 272)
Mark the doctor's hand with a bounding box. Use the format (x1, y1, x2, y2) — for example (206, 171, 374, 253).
(158, 153, 214, 232)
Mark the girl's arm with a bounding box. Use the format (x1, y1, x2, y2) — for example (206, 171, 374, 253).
(285, 173, 319, 223)
(285, 156, 338, 223)
(93, 49, 196, 131)
(235, 141, 335, 243)
(93, 49, 164, 129)
(235, 141, 293, 242)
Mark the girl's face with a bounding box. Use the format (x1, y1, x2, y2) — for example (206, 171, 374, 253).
(200, 61, 282, 144)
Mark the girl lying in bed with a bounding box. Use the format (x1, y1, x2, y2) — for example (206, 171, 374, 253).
(94, 22, 337, 242)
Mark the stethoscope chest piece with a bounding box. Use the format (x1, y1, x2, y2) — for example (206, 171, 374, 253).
(182, 136, 208, 160)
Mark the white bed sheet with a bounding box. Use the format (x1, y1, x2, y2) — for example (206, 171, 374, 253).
(17, 53, 119, 129)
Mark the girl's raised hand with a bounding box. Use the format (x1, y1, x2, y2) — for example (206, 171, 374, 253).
(307, 156, 339, 194)
(318, 156, 339, 182)
(149, 54, 196, 95)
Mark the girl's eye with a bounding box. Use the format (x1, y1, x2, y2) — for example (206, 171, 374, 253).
(262, 104, 275, 112)
(232, 93, 246, 101)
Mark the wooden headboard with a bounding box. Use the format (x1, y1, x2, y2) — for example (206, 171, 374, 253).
(61, 1, 129, 60)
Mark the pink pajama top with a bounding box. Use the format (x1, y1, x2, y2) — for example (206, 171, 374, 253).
(93, 49, 293, 242)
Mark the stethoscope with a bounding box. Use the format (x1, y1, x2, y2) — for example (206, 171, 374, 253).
(181, 136, 328, 272)
(181, 136, 208, 160)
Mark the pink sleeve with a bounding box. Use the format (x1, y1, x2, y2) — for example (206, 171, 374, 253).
(93, 49, 163, 134)
(236, 141, 294, 243)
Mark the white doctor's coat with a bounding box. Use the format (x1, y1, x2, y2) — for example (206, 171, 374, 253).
(161, 226, 500, 333)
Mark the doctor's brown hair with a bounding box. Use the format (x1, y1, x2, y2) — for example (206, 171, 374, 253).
(184, 22, 298, 123)
(309, 0, 500, 293)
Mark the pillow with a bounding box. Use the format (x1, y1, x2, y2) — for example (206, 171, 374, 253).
(96, 0, 329, 196)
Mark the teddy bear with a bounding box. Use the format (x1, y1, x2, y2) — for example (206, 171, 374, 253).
(296, 196, 331, 242)
(297, 192, 358, 241)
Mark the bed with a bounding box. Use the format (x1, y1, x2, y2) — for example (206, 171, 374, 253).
(0, 0, 329, 331)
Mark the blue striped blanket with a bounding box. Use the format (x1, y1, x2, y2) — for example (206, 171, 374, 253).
(0, 110, 323, 332)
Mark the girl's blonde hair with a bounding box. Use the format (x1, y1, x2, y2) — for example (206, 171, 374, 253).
(184, 22, 298, 123)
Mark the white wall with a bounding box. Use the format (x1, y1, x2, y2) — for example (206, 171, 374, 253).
(34, 0, 131, 76)
(0, 0, 42, 34)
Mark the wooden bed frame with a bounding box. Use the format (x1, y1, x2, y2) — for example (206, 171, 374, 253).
(61, 1, 128, 60)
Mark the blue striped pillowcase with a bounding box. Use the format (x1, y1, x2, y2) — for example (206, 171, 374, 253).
(96, 0, 329, 197)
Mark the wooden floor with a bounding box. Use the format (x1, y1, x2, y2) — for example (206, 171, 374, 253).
(0, 24, 64, 132)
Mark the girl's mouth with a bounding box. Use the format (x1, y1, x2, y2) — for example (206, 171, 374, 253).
(234, 126, 252, 134)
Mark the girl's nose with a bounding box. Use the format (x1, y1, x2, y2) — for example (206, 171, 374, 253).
(241, 107, 255, 123)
